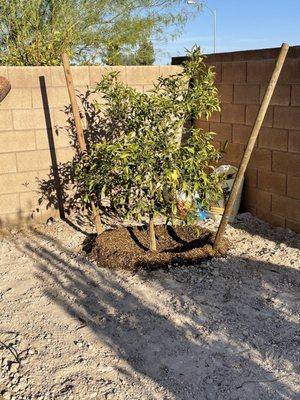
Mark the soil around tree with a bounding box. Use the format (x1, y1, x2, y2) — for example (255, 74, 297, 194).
(90, 225, 229, 270)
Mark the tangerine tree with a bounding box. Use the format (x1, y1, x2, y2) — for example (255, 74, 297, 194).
(74, 47, 223, 250)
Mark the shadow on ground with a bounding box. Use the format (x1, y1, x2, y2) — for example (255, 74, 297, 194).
(9, 224, 300, 400)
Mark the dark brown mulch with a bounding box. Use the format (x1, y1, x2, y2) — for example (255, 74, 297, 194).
(89, 225, 229, 271)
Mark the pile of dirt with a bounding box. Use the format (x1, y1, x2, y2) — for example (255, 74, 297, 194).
(91, 225, 229, 270)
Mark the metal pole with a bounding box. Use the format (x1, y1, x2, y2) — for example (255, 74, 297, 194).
(213, 43, 289, 249)
(187, 1, 217, 53)
(213, 9, 216, 53)
(203, 4, 217, 54)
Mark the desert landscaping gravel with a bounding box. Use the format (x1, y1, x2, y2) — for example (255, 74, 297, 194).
(0, 213, 299, 400)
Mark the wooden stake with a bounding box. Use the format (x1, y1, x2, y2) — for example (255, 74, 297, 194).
(61, 53, 87, 153)
(0, 76, 11, 102)
(61, 53, 104, 235)
(214, 43, 289, 249)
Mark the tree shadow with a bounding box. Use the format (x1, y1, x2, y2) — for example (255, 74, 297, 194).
(37, 81, 135, 234)
(231, 213, 300, 251)
(10, 226, 300, 399)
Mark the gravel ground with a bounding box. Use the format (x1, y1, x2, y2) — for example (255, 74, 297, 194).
(0, 213, 299, 400)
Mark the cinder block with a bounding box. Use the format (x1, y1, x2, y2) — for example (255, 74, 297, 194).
(143, 84, 155, 92)
(37, 169, 52, 181)
(89, 66, 125, 86)
(0, 153, 17, 173)
(232, 124, 256, 145)
(258, 127, 288, 151)
(12, 109, 53, 130)
(210, 122, 232, 141)
(0, 130, 36, 153)
(50, 65, 90, 87)
(244, 168, 257, 188)
(32, 86, 70, 109)
(212, 139, 221, 149)
(0, 66, 8, 78)
(234, 84, 260, 104)
(8, 67, 52, 88)
(256, 210, 286, 228)
(272, 194, 300, 221)
(159, 66, 183, 78)
(222, 62, 246, 83)
(206, 62, 222, 83)
(209, 110, 221, 122)
(216, 84, 233, 103)
(0, 110, 13, 131)
(86, 90, 104, 106)
(291, 85, 300, 106)
(50, 66, 66, 86)
(286, 219, 300, 233)
(280, 59, 300, 84)
(56, 147, 75, 163)
(70, 67, 90, 87)
(0, 193, 20, 214)
(273, 106, 300, 130)
(16, 150, 51, 172)
(0, 88, 32, 109)
(53, 108, 69, 128)
(243, 187, 271, 211)
(0, 171, 38, 194)
(194, 120, 209, 131)
(19, 191, 41, 212)
(257, 170, 286, 195)
(287, 176, 300, 200)
(260, 84, 291, 106)
(272, 151, 300, 176)
(221, 104, 245, 124)
(35, 129, 71, 150)
(247, 59, 275, 83)
(129, 85, 144, 93)
(126, 66, 160, 85)
(222, 142, 244, 165)
(0, 210, 42, 227)
(249, 148, 271, 170)
(246, 105, 273, 127)
(288, 130, 300, 153)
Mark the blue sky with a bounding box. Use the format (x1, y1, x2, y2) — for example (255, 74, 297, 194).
(155, 0, 300, 64)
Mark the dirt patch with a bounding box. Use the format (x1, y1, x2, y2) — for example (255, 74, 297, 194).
(0, 213, 299, 399)
(91, 225, 229, 270)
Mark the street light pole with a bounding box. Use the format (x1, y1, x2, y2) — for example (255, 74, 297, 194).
(187, 1, 217, 53)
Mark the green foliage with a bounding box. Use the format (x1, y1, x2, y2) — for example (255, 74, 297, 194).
(103, 40, 155, 66)
(122, 40, 156, 65)
(74, 47, 223, 238)
(0, 0, 202, 66)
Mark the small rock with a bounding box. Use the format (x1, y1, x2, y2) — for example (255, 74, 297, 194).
(9, 362, 19, 373)
(2, 391, 11, 400)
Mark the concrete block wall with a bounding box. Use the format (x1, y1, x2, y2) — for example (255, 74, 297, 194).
(0, 65, 182, 227)
(193, 46, 300, 232)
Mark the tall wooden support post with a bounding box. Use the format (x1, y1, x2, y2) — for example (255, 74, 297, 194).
(61, 53, 104, 235)
(214, 43, 289, 249)
(0, 76, 11, 102)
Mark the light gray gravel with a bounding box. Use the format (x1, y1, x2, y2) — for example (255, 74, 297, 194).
(0, 213, 299, 400)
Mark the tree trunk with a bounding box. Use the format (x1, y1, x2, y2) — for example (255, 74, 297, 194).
(149, 216, 157, 252)
(91, 201, 105, 235)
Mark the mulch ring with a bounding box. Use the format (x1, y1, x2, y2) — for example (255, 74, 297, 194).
(87, 225, 229, 271)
